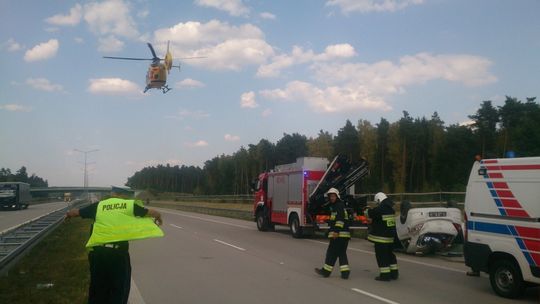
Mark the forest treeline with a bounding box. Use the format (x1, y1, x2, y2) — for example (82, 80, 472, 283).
(126, 96, 540, 195)
(0, 166, 49, 187)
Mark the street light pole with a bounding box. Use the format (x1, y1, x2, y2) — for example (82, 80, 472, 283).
(74, 149, 99, 200)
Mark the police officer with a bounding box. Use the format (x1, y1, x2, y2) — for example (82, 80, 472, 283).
(315, 188, 351, 279)
(366, 192, 398, 281)
(65, 187, 164, 304)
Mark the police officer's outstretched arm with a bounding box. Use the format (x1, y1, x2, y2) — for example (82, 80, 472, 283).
(64, 208, 80, 222)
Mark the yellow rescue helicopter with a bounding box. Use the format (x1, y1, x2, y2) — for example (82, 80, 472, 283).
(103, 42, 204, 94)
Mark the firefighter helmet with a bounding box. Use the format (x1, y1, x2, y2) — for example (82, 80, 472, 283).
(374, 192, 387, 204)
(325, 188, 341, 199)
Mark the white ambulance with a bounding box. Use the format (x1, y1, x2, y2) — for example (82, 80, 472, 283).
(464, 157, 540, 298)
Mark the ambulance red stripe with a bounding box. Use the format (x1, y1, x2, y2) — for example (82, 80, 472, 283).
(530, 252, 540, 266)
(486, 164, 540, 171)
(492, 182, 509, 189)
(495, 190, 514, 198)
(523, 240, 540, 252)
(500, 199, 523, 208)
(504, 209, 529, 218)
(515, 227, 540, 239)
(482, 160, 499, 164)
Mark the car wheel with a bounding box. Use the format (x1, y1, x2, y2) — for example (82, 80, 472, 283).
(289, 214, 303, 238)
(489, 259, 526, 298)
(256, 210, 269, 231)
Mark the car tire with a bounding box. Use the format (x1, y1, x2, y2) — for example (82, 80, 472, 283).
(289, 213, 304, 238)
(489, 259, 526, 299)
(256, 210, 270, 232)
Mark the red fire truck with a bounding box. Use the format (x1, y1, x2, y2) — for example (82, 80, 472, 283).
(252, 155, 369, 238)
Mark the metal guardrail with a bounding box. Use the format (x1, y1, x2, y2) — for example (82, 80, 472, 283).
(0, 199, 89, 275)
(169, 192, 466, 206)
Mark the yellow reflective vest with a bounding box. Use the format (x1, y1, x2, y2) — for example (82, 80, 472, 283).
(85, 198, 164, 248)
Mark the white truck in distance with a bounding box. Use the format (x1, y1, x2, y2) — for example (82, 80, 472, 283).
(464, 157, 540, 298)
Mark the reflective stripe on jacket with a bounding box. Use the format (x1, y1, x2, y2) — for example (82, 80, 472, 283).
(329, 200, 350, 238)
(366, 198, 396, 243)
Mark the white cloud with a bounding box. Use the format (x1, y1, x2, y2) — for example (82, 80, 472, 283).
(84, 0, 139, 39)
(261, 108, 272, 117)
(24, 39, 59, 62)
(257, 43, 356, 78)
(260, 52, 496, 113)
(313, 52, 497, 89)
(260, 12, 276, 20)
(3, 38, 22, 52)
(195, 39, 273, 70)
(186, 140, 209, 147)
(98, 35, 125, 52)
(260, 81, 391, 113)
(194, 0, 250, 17)
(45, 27, 60, 33)
(175, 78, 205, 88)
(153, 20, 274, 71)
(74, 37, 85, 44)
(326, 0, 424, 14)
(26, 78, 64, 92)
(0, 104, 33, 112)
(224, 134, 240, 141)
(240, 91, 258, 108)
(137, 9, 149, 18)
(45, 4, 82, 26)
(166, 109, 210, 120)
(459, 120, 475, 127)
(88, 78, 140, 95)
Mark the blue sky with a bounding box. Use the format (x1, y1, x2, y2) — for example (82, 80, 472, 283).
(1, 0, 539, 186)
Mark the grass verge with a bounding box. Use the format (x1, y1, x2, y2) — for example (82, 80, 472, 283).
(0, 218, 90, 304)
(151, 200, 253, 221)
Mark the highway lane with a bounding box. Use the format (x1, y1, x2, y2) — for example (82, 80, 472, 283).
(0, 201, 68, 233)
(129, 208, 539, 304)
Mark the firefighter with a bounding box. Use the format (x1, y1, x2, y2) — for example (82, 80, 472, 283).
(366, 192, 398, 281)
(315, 188, 351, 279)
(65, 187, 164, 304)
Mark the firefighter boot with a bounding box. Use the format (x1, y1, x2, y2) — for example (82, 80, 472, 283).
(390, 264, 399, 280)
(340, 265, 350, 279)
(315, 264, 332, 278)
(314, 268, 330, 278)
(375, 267, 391, 281)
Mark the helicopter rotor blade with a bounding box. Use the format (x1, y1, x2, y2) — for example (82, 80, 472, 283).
(147, 43, 159, 60)
(103, 56, 154, 61)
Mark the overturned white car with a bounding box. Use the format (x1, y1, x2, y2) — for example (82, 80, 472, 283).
(395, 201, 464, 254)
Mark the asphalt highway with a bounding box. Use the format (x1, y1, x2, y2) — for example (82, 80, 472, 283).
(128, 208, 539, 304)
(0, 201, 68, 233)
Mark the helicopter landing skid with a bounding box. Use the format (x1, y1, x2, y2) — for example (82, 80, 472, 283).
(142, 85, 171, 94)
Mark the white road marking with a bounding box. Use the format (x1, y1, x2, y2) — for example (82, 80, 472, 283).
(169, 224, 183, 229)
(214, 239, 246, 251)
(351, 288, 400, 304)
(157, 208, 255, 230)
(128, 278, 146, 304)
(158, 208, 465, 274)
(306, 239, 465, 274)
